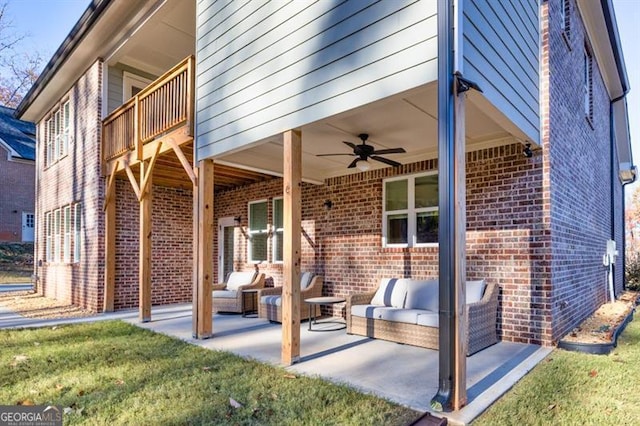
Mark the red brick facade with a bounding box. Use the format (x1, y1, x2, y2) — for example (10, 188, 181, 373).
(35, 60, 105, 310)
(0, 145, 35, 242)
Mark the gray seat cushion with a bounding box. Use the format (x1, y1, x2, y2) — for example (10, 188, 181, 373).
(416, 312, 439, 327)
(212, 290, 237, 299)
(350, 304, 379, 318)
(404, 279, 439, 311)
(374, 307, 423, 324)
(260, 295, 282, 306)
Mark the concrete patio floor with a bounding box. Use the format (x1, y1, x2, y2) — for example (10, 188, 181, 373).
(0, 303, 551, 425)
(128, 305, 551, 425)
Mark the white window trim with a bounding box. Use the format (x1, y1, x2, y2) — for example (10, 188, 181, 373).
(74, 203, 82, 263)
(382, 171, 439, 248)
(248, 199, 269, 263)
(123, 71, 153, 100)
(63, 206, 71, 263)
(45, 212, 52, 262)
(44, 100, 71, 168)
(272, 197, 284, 264)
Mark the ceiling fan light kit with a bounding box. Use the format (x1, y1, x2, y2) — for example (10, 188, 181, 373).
(316, 133, 406, 171)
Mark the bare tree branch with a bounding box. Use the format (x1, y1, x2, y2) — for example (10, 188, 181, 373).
(0, 1, 42, 108)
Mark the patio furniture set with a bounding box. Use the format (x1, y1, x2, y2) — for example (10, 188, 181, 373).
(212, 272, 499, 353)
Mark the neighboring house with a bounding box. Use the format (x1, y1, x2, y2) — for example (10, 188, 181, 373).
(0, 105, 36, 243)
(15, 0, 635, 353)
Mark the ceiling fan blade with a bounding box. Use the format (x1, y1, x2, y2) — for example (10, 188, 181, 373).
(371, 155, 402, 167)
(372, 148, 406, 155)
(347, 158, 359, 168)
(316, 153, 356, 157)
(343, 141, 357, 150)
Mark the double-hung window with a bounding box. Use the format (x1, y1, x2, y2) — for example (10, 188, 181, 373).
(63, 206, 71, 263)
(584, 45, 593, 122)
(383, 172, 439, 247)
(45, 212, 52, 262)
(272, 198, 284, 263)
(45, 101, 70, 167)
(74, 203, 82, 262)
(248, 200, 268, 262)
(53, 209, 61, 262)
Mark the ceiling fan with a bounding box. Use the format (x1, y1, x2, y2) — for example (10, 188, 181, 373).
(316, 133, 406, 171)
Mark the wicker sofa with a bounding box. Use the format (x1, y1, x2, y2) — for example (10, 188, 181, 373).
(346, 278, 499, 355)
(212, 271, 265, 314)
(257, 273, 324, 322)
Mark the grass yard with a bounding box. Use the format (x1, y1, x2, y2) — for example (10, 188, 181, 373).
(0, 242, 33, 283)
(474, 313, 640, 425)
(0, 321, 418, 425)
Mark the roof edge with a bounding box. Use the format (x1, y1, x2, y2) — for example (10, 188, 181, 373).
(601, 0, 629, 96)
(15, 0, 114, 118)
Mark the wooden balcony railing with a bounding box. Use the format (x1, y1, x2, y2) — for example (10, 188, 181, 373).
(102, 55, 195, 165)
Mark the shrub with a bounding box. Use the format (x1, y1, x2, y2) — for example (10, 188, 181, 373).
(625, 252, 640, 291)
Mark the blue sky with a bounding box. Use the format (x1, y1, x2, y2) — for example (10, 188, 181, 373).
(5, 0, 640, 196)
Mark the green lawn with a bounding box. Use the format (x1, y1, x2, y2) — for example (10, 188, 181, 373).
(474, 313, 640, 425)
(0, 321, 418, 425)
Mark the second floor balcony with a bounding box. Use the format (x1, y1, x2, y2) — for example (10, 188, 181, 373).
(102, 55, 195, 171)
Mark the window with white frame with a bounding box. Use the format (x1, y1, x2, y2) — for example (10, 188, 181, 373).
(584, 44, 593, 121)
(53, 209, 61, 262)
(45, 100, 70, 167)
(44, 203, 82, 264)
(248, 200, 268, 262)
(273, 198, 284, 262)
(383, 172, 439, 247)
(74, 203, 82, 262)
(63, 206, 71, 263)
(45, 212, 52, 262)
(561, 0, 571, 40)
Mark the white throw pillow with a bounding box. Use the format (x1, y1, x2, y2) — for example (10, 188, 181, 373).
(300, 272, 314, 290)
(466, 280, 487, 304)
(371, 278, 398, 306)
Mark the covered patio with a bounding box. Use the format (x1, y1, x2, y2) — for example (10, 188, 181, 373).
(126, 305, 550, 425)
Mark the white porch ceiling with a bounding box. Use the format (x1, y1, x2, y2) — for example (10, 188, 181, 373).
(217, 83, 517, 183)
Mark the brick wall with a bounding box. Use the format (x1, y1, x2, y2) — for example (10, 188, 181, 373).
(35, 60, 104, 311)
(545, 0, 625, 343)
(0, 146, 35, 242)
(214, 143, 546, 344)
(113, 179, 193, 310)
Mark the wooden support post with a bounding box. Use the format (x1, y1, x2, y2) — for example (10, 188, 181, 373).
(192, 159, 214, 339)
(139, 159, 152, 322)
(103, 175, 116, 312)
(282, 129, 302, 365)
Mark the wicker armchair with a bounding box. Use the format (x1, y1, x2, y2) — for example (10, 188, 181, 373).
(257, 274, 324, 323)
(212, 271, 265, 314)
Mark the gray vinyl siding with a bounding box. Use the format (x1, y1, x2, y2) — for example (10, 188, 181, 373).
(196, 0, 438, 160)
(106, 64, 157, 115)
(462, 0, 540, 143)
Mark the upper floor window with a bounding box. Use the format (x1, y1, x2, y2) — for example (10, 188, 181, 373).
(383, 172, 439, 247)
(45, 101, 70, 167)
(561, 0, 571, 40)
(584, 45, 593, 122)
(248, 200, 268, 263)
